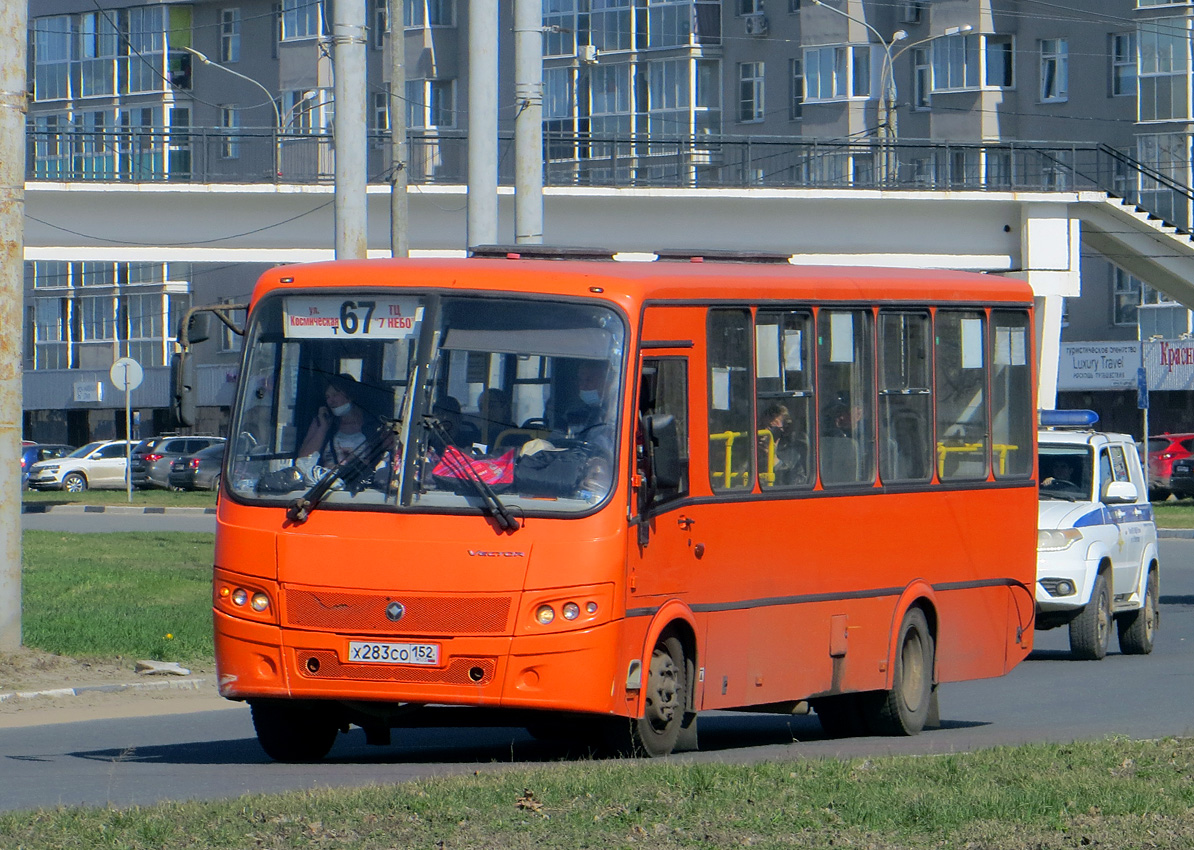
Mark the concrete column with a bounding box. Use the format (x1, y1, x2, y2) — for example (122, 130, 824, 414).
(333, 0, 368, 258)
(1034, 294, 1065, 410)
(514, 0, 544, 244)
(467, 0, 499, 249)
(1019, 203, 1081, 411)
(0, 1, 26, 650)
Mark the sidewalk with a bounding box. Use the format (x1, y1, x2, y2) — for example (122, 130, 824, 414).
(0, 676, 210, 704)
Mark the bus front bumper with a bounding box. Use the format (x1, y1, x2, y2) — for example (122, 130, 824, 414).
(214, 609, 625, 715)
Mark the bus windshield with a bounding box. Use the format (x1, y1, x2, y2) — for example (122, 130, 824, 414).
(226, 292, 626, 515)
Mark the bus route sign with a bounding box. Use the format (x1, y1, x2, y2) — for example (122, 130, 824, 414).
(283, 296, 422, 339)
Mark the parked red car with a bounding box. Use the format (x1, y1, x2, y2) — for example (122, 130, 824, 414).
(1146, 432, 1194, 498)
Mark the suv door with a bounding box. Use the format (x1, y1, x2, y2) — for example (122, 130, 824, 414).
(92, 442, 129, 487)
(1103, 443, 1147, 599)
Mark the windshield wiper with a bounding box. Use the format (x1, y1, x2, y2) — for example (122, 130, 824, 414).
(423, 415, 520, 532)
(287, 420, 399, 523)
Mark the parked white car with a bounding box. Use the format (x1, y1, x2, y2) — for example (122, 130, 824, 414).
(1036, 410, 1160, 659)
(26, 439, 134, 493)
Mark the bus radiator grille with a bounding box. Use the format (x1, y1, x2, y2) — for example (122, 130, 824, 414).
(284, 589, 512, 634)
(298, 650, 496, 685)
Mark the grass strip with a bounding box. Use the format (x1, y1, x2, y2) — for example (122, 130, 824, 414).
(21, 531, 215, 664)
(3, 737, 1194, 848)
(22, 488, 217, 507)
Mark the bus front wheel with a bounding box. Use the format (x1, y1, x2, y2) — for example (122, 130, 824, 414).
(868, 607, 934, 736)
(608, 634, 689, 757)
(250, 699, 339, 763)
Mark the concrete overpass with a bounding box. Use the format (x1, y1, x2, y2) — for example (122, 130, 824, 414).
(23, 180, 1194, 406)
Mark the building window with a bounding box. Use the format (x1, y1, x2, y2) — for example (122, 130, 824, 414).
(405, 0, 455, 27)
(221, 9, 242, 62)
(899, 2, 922, 24)
(543, 0, 577, 57)
(1111, 32, 1135, 97)
(789, 0, 801, 11)
(738, 61, 764, 122)
(805, 45, 871, 102)
(591, 0, 633, 52)
(79, 12, 119, 97)
(913, 46, 931, 108)
(32, 16, 72, 101)
(1113, 265, 1172, 326)
(372, 0, 388, 49)
(281, 0, 321, 40)
(647, 0, 697, 49)
(220, 107, 239, 159)
(737, 0, 764, 13)
(790, 58, 803, 119)
(986, 35, 1014, 88)
(372, 88, 390, 131)
(283, 88, 332, 131)
(1040, 38, 1068, 102)
(405, 79, 456, 128)
(1139, 20, 1189, 121)
(932, 33, 980, 91)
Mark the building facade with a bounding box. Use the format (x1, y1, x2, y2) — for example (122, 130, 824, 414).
(22, 0, 1194, 442)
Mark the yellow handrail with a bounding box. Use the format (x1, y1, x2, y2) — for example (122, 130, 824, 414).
(936, 442, 1018, 476)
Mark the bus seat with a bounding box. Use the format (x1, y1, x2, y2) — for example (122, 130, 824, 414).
(821, 435, 858, 485)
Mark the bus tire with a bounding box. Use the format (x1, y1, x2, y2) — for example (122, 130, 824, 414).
(811, 693, 868, 739)
(868, 607, 934, 736)
(1117, 568, 1159, 655)
(250, 699, 339, 763)
(1070, 572, 1111, 660)
(611, 634, 688, 757)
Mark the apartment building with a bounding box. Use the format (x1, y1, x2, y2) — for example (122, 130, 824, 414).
(22, 0, 1194, 441)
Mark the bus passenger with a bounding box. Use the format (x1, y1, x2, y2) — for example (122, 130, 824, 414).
(759, 402, 805, 486)
(476, 388, 516, 445)
(430, 395, 480, 452)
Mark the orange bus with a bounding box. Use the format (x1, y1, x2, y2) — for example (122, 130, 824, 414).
(211, 252, 1038, 761)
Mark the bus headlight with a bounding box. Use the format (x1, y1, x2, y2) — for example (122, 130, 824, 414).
(250, 592, 270, 612)
(536, 605, 555, 625)
(562, 602, 580, 620)
(1037, 528, 1082, 552)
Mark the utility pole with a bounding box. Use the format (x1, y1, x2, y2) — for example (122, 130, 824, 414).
(333, 0, 368, 258)
(514, 0, 544, 244)
(389, 0, 408, 257)
(0, 1, 27, 650)
(467, 1, 499, 250)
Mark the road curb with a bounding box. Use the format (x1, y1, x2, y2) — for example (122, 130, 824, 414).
(0, 677, 209, 703)
(1158, 528, 1194, 539)
(22, 504, 216, 515)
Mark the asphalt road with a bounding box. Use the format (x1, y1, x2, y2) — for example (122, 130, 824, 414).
(2, 540, 1192, 814)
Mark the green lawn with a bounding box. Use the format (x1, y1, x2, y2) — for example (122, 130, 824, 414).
(22, 488, 217, 508)
(1152, 501, 1194, 528)
(20, 531, 215, 663)
(3, 737, 1194, 847)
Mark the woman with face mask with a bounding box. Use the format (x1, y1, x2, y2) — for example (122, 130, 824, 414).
(297, 374, 386, 483)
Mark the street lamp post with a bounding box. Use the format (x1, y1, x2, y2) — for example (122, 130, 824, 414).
(880, 24, 974, 145)
(184, 46, 282, 177)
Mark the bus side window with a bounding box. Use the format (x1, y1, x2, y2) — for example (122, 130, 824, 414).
(642, 358, 689, 503)
(708, 309, 754, 492)
(990, 310, 1033, 478)
(936, 310, 989, 481)
(817, 309, 875, 487)
(878, 311, 932, 483)
(755, 310, 814, 489)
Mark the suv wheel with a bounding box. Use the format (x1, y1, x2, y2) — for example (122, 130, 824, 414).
(1069, 572, 1111, 660)
(62, 473, 87, 493)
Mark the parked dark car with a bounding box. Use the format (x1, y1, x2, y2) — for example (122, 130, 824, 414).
(130, 435, 225, 489)
(168, 443, 226, 491)
(1169, 455, 1194, 500)
(20, 443, 74, 489)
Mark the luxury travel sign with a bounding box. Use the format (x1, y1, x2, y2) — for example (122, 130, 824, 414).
(1058, 341, 1194, 391)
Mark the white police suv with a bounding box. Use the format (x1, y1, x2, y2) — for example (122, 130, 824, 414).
(1036, 410, 1160, 660)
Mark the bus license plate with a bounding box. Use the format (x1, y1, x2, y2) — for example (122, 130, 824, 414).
(347, 641, 440, 666)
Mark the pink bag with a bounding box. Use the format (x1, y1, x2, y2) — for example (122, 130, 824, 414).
(432, 446, 516, 493)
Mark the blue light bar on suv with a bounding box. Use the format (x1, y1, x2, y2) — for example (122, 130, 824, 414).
(1039, 409, 1100, 428)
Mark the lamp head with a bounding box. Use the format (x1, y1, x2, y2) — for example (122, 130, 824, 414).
(892, 30, 908, 42)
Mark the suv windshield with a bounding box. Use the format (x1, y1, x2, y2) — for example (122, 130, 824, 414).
(1039, 445, 1094, 501)
(226, 292, 625, 516)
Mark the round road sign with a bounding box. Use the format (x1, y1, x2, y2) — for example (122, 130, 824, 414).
(110, 357, 143, 392)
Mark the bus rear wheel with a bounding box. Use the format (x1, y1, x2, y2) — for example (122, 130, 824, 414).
(868, 607, 934, 736)
(250, 699, 339, 763)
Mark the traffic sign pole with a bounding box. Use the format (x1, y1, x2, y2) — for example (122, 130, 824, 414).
(110, 358, 143, 503)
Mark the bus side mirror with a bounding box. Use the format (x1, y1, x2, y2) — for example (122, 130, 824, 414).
(178, 311, 212, 346)
(171, 352, 197, 426)
(646, 414, 681, 491)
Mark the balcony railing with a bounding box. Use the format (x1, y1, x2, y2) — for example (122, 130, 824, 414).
(25, 128, 1194, 232)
